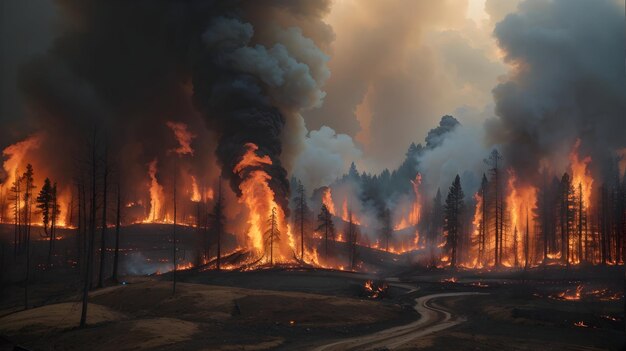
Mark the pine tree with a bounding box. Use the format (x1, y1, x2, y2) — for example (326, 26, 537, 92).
(485, 149, 503, 266)
(479, 174, 488, 265)
(264, 207, 281, 265)
(293, 180, 310, 261)
(346, 209, 358, 270)
(444, 175, 465, 268)
(22, 164, 35, 309)
(316, 204, 335, 258)
(36, 178, 53, 236)
(10, 172, 22, 257)
(430, 189, 443, 266)
(559, 173, 575, 266)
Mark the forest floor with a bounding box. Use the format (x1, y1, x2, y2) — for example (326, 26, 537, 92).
(0, 224, 624, 350)
(1, 266, 624, 350)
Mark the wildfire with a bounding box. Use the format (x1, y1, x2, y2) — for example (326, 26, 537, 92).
(234, 143, 295, 263)
(569, 139, 593, 211)
(552, 285, 583, 300)
(190, 175, 201, 202)
(341, 198, 360, 225)
(393, 173, 422, 235)
(363, 280, 388, 299)
(166, 121, 195, 156)
(146, 159, 165, 222)
(322, 187, 336, 215)
(505, 168, 536, 266)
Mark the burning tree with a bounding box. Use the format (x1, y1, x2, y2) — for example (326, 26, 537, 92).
(264, 207, 281, 266)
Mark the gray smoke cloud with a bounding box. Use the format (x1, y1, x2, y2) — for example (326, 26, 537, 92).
(486, 0, 626, 182)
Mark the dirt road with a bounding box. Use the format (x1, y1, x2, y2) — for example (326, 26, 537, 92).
(312, 292, 488, 351)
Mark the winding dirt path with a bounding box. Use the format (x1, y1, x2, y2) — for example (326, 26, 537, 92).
(312, 292, 488, 351)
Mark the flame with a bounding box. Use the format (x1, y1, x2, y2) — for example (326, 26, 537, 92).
(190, 175, 201, 202)
(146, 159, 165, 222)
(569, 139, 593, 215)
(505, 168, 536, 266)
(322, 187, 336, 215)
(363, 280, 388, 299)
(394, 173, 422, 233)
(234, 143, 295, 263)
(471, 191, 483, 267)
(166, 121, 195, 155)
(341, 198, 360, 225)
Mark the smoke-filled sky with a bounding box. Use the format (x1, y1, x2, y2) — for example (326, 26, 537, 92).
(1, 0, 624, 197)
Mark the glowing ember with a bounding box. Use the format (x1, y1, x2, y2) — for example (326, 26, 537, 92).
(363, 280, 388, 299)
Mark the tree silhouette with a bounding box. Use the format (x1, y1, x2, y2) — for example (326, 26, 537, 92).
(264, 207, 281, 265)
(444, 175, 464, 268)
(316, 204, 335, 258)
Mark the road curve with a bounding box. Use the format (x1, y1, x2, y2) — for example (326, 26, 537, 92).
(312, 292, 488, 351)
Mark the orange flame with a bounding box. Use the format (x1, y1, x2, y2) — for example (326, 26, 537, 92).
(234, 143, 295, 263)
(322, 187, 336, 215)
(569, 139, 593, 211)
(146, 159, 165, 222)
(190, 175, 201, 202)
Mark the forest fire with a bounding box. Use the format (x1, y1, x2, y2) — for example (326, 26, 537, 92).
(234, 143, 295, 265)
(322, 188, 336, 216)
(363, 280, 389, 299)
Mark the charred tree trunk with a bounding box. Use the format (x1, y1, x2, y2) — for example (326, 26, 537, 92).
(98, 146, 108, 288)
(112, 182, 121, 283)
(81, 129, 98, 328)
(172, 165, 177, 295)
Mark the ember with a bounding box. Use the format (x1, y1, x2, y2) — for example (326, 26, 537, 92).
(363, 280, 389, 299)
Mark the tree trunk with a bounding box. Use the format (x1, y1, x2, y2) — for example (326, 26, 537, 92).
(98, 147, 108, 288)
(112, 182, 121, 282)
(80, 130, 97, 328)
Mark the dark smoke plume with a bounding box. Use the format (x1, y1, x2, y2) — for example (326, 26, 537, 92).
(487, 0, 626, 181)
(8, 0, 330, 214)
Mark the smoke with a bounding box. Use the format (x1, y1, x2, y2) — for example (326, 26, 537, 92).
(292, 126, 362, 192)
(193, 15, 330, 212)
(305, 0, 504, 172)
(418, 108, 493, 198)
(487, 0, 626, 182)
(2, 1, 332, 220)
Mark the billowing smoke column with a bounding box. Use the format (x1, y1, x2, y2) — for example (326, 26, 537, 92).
(487, 0, 626, 181)
(193, 16, 329, 215)
(1, 1, 330, 221)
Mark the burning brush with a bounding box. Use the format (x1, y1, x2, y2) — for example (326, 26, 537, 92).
(363, 280, 389, 299)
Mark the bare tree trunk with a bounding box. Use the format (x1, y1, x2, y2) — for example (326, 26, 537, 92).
(98, 146, 108, 288)
(172, 164, 177, 295)
(300, 187, 305, 261)
(81, 130, 97, 328)
(216, 180, 222, 271)
(112, 181, 121, 282)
